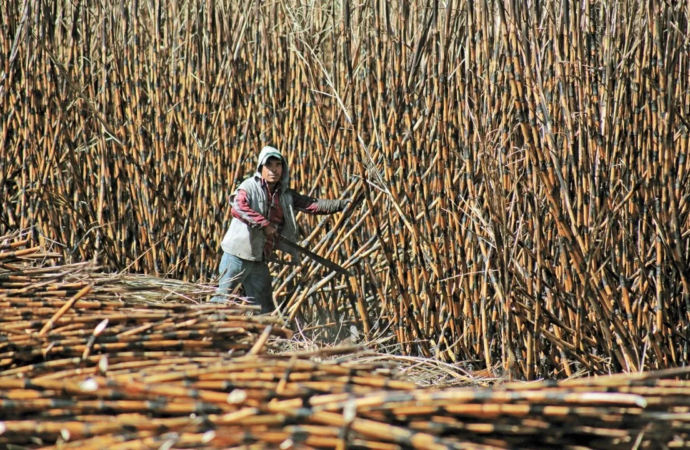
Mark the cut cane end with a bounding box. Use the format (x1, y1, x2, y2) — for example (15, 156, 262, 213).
(202, 430, 216, 443)
(79, 378, 99, 392)
(227, 389, 248, 404)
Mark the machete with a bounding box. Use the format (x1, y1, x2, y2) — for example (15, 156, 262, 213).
(278, 237, 352, 277)
(273, 193, 364, 277)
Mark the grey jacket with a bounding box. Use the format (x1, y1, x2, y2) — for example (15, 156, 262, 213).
(220, 146, 345, 262)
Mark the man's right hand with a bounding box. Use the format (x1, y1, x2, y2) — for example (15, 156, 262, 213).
(264, 224, 278, 238)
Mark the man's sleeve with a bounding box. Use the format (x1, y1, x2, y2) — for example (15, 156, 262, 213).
(292, 191, 346, 214)
(232, 189, 270, 228)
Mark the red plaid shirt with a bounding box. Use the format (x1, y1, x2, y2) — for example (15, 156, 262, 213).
(231, 181, 322, 260)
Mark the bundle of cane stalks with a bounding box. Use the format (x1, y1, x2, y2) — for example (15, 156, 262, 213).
(2, 232, 689, 449)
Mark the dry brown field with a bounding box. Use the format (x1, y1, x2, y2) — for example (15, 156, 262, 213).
(2, 0, 690, 379)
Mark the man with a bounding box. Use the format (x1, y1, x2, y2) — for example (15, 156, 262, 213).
(212, 145, 349, 313)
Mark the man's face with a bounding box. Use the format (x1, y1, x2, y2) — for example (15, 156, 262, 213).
(261, 156, 283, 185)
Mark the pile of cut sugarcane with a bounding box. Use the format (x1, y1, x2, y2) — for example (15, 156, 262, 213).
(0, 231, 288, 369)
(2, 233, 689, 449)
(3, 367, 690, 450)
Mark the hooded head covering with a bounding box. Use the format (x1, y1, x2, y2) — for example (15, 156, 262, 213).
(256, 146, 289, 190)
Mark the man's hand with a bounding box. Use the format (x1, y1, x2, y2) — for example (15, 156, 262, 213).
(339, 198, 353, 210)
(264, 224, 278, 238)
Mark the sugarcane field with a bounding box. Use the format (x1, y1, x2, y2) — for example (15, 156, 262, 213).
(2, 0, 690, 448)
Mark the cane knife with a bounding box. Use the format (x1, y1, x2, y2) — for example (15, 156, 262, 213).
(277, 237, 351, 276)
(273, 193, 364, 277)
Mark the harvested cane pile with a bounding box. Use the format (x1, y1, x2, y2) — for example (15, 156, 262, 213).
(3, 367, 690, 450)
(1, 233, 690, 449)
(0, 231, 290, 370)
(3, 0, 690, 377)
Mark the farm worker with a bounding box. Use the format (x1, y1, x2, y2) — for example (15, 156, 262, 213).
(212, 145, 350, 313)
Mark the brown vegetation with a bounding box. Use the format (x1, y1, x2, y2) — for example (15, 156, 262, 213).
(2, 0, 690, 378)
